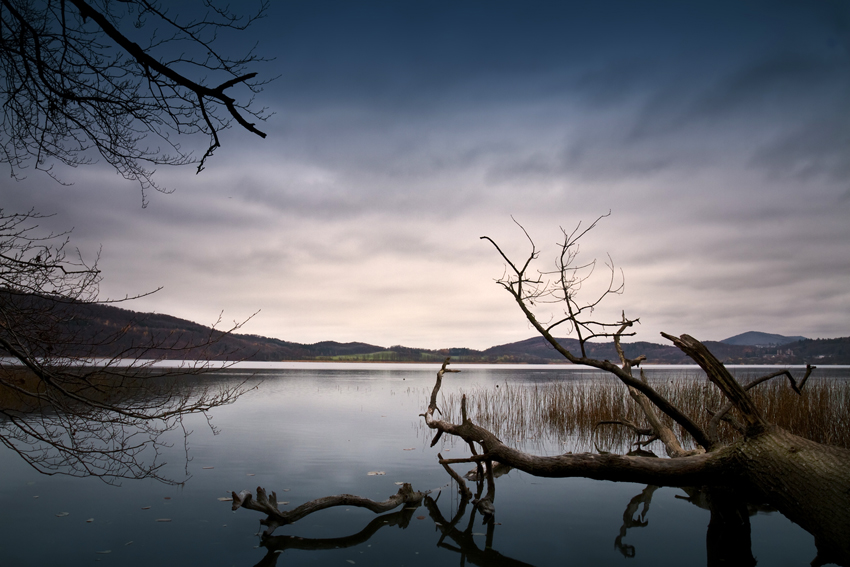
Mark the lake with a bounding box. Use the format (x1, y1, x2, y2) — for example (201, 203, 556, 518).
(1, 363, 847, 566)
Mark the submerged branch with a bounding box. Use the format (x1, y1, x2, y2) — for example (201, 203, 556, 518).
(231, 484, 428, 536)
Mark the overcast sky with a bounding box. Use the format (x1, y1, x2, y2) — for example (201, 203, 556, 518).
(3, 0, 849, 350)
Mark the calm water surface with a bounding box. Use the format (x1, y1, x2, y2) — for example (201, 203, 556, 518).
(1, 363, 846, 566)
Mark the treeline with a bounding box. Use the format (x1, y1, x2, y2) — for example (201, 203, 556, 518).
(4, 297, 848, 365)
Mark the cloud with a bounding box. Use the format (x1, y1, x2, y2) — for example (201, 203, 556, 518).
(2, 0, 848, 349)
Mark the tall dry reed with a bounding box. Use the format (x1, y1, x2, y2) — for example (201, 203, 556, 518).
(435, 375, 850, 455)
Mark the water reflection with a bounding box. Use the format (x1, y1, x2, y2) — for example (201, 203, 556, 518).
(249, 480, 536, 567)
(0, 370, 253, 484)
(3, 365, 845, 566)
(617, 484, 762, 566)
(256, 506, 420, 567)
(236, 463, 847, 567)
(614, 485, 657, 558)
(243, 474, 846, 567)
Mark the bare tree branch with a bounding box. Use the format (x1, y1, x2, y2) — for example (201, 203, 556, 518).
(0, 0, 270, 204)
(707, 364, 817, 442)
(481, 218, 713, 450)
(662, 333, 769, 437)
(231, 484, 428, 537)
(0, 208, 255, 483)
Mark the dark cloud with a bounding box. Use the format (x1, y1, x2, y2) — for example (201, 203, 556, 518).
(750, 115, 850, 182)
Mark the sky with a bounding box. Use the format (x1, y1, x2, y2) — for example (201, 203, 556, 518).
(3, 0, 850, 350)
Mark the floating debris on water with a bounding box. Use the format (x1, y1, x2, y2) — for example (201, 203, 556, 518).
(217, 497, 232, 502)
(155, 518, 172, 522)
(141, 506, 151, 510)
(86, 518, 94, 523)
(55, 512, 69, 517)
(367, 471, 385, 476)
(202, 466, 214, 469)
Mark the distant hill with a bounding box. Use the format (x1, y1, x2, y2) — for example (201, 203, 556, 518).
(721, 331, 808, 347)
(2, 297, 847, 365)
(479, 336, 692, 364)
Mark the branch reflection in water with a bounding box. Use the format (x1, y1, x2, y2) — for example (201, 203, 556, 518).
(235, 469, 801, 567)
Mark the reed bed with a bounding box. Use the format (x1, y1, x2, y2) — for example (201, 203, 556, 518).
(436, 375, 850, 455)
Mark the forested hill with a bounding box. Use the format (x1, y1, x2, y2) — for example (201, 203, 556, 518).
(478, 336, 849, 365)
(4, 299, 848, 364)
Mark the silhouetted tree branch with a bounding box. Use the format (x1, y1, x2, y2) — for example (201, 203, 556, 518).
(430, 218, 850, 565)
(0, 0, 270, 204)
(481, 217, 713, 452)
(0, 208, 254, 483)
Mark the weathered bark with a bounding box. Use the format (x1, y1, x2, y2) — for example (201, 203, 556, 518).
(661, 333, 769, 436)
(422, 336, 850, 565)
(707, 365, 815, 443)
(732, 426, 850, 566)
(434, 416, 736, 485)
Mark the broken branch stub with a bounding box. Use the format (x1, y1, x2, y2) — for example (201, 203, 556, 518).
(661, 333, 768, 436)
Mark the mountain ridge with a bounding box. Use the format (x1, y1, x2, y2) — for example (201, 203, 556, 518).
(2, 298, 847, 365)
(720, 331, 808, 347)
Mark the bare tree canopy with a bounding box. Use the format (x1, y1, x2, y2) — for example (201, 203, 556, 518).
(0, 208, 253, 483)
(0, 0, 269, 203)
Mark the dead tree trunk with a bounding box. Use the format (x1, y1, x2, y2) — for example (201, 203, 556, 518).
(231, 218, 850, 565)
(424, 219, 850, 565)
(423, 349, 850, 564)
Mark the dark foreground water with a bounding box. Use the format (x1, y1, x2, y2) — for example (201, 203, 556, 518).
(1, 363, 847, 566)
